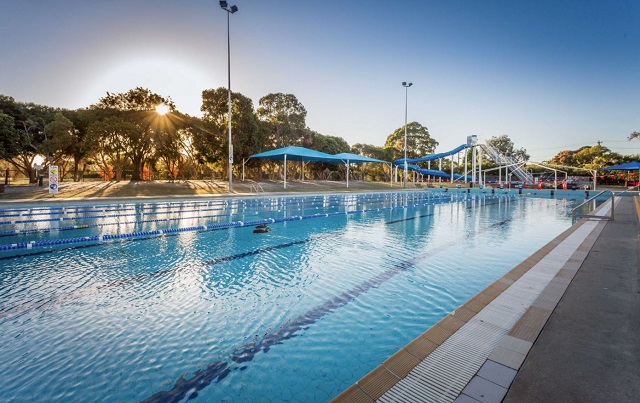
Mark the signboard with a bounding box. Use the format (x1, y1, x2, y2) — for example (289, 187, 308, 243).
(48, 165, 59, 195)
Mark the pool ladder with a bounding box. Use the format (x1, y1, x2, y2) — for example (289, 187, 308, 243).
(251, 183, 265, 193)
(571, 190, 614, 224)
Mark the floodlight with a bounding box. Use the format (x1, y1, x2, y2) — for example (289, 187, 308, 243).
(220, 1, 228, 8)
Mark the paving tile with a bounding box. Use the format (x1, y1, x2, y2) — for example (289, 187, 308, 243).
(498, 335, 533, 355)
(450, 306, 478, 323)
(554, 268, 576, 280)
(519, 306, 552, 330)
(423, 322, 456, 345)
(487, 346, 526, 370)
(404, 336, 438, 360)
(497, 277, 514, 286)
(331, 384, 375, 403)
(477, 360, 517, 388)
(439, 315, 466, 332)
(509, 321, 542, 343)
(357, 367, 399, 400)
(454, 393, 482, 402)
(475, 291, 497, 305)
(463, 297, 487, 313)
(460, 376, 508, 403)
(531, 294, 559, 311)
(383, 349, 421, 379)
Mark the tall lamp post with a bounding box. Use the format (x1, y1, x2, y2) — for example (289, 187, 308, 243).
(220, 1, 238, 192)
(402, 82, 413, 188)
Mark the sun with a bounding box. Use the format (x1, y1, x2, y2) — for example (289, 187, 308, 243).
(155, 104, 170, 115)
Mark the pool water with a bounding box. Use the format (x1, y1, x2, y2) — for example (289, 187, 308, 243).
(0, 191, 577, 402)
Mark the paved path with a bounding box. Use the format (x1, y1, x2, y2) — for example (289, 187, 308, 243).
(504, 195, 640, 402)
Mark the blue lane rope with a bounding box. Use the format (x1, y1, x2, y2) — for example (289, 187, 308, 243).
(0, 193, 515, 252)
(0, 191, 458, 231)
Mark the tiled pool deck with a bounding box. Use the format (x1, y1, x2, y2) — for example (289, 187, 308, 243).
(333, 195, 639, 402)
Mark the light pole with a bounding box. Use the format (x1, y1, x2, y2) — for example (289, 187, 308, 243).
(402, 82, 412, 188)
(220, 1, 238, 192)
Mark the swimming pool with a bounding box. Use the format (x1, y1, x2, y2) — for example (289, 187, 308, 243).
(0, 191, 582, 402)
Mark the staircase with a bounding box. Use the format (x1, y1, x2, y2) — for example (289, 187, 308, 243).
(479, 139, 534, 184)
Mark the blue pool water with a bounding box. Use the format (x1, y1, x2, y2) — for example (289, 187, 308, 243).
(0, 191, 581, 402)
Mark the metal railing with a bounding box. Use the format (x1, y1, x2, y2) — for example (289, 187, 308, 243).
(251, 183, 265, 193)
(571, 190, 614, 224)
(479, 140, 534, 184)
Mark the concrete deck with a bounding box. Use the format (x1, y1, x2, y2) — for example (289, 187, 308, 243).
(503, 195, 640, 402)
(333, 194, 639, 402)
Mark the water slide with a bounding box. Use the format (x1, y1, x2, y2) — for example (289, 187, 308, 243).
(394, 144, 471, 180)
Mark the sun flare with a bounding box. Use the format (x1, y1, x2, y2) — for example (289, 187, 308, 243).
(155, 104, 170, 115)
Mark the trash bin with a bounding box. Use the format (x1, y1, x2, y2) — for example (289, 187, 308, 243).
(0, 184, 4, 193)
(38, 175, 44, 186)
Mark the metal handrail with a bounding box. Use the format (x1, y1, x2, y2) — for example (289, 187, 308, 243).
(571, 190, 614, 223)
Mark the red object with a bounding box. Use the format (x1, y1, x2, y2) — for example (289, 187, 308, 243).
(562, 180, 567, 191)
(537, 180, 542, 190)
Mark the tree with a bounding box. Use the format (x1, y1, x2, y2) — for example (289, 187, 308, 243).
(549, 150, 576, 166)
(629, 131, 640, 141)
(304, 131, 350, 154)
(0, 95, 58, 182)
(571, 145, 622, 170)
(200, 88, 265, 170)
(486, 135, 529, 162)
(550, 145, 622, 171)
(92, 87, 176, 180)
(0, 112, 19, 160)
(351, 143, 390, 182)
(257, 93, 307, 148)
(384, 122, 438, 160)
(64, 109, 98, 181)
(42, 112, 76, 179)
(86, 116, 134, 181)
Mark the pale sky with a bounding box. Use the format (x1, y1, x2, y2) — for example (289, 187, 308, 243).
(1, 0, 638, 161)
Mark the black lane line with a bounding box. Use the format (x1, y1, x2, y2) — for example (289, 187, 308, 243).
(386, 213, 435, 224)
(0, 230, 332, 323)
(142, 215, 516, 403)
(0, 199, 510, 321)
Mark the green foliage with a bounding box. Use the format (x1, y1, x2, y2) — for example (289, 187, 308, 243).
(93, 87, 175, 112)
(42, 113, 75, 162)
(351, 143, 391, 182)
(629, 131, 640, 141)
(304, 131, 350, 154)
(257, 93, 307, 148)
(384, 121, 438, 160)
(93, 88, 179, 180)
(0, 94, 59, 181)
(549, 145, 624, 171)
(486, 134, 529, 162)
(200, 88, 265, 167)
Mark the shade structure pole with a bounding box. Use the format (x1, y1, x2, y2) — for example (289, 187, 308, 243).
(346, 160, 350, 187)
(284, 154, 287, 189)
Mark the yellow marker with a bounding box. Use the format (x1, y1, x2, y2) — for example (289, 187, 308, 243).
(634, 196, 640, 225)
(632, 196, 640, 224)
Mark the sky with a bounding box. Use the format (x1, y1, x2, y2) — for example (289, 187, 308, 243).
(1, 0, 639, 162)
